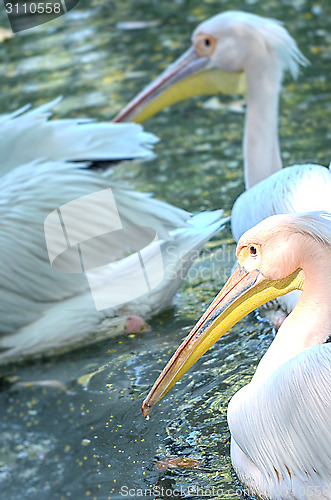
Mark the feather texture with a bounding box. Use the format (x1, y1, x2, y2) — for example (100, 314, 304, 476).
(229, 344, 331, 499)
(0, 100, 227, 364)
(231, 164, 331, 242)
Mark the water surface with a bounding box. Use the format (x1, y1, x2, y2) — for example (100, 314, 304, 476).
(0, 0, 330, 499)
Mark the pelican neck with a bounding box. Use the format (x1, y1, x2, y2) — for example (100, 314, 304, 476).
(253, 241, 331, 381)
(243, 59, 283, 189)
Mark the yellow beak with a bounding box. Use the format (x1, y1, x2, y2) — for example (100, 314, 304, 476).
(142, 264, 304, 417)
(114, 47, 246, 123)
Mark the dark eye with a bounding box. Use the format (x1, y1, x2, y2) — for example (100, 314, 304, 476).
(204, 38, 211, 46)
(249, 245, 257, 256)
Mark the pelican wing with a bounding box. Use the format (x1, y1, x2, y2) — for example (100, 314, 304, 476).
(0, 98, 158, 177)
(0, 170, 226, 362)
(0, 100, 189, 335)
(228, 343, 331, 498)
(0, 159, 193, 333)
(0, 99, 228, 362)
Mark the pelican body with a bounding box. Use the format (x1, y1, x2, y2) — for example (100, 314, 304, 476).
(141, 211, 331, 500)
(0, 99, 227, 364)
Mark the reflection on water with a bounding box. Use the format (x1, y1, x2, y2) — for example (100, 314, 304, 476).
(0, 0, 330, 498)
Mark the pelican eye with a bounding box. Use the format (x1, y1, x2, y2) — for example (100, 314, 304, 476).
(249, 245, 257, 257)
(194, 34, 216, 57)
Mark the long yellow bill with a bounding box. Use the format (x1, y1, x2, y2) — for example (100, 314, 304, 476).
(142, 264, 304, 417)
(114, 47, 246, 123)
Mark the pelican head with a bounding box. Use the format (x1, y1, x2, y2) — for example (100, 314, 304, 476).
(141, 211, 331, 416)
(114, 11, 307, 123)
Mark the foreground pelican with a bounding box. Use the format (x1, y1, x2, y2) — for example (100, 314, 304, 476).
(0, 99, 226, 365)
(142, 211, 331, 499)
(115, 12, 331, 309)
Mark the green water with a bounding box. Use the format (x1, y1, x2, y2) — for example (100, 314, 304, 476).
(0, 0, 330, 499)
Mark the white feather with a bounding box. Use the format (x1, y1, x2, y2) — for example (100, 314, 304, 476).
(231, 164, 331, 242)
(229, 344, 331, 499)
(0, 100, 227, 364)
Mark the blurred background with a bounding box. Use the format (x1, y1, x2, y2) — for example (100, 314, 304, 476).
(0, 1, 330, 499)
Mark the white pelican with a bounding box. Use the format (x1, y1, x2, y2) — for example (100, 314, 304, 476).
(0, 98, 227, 365)
(114, 11, 331, 314)
(142, 211, 331, 500)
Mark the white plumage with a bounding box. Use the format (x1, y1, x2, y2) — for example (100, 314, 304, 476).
(0, 99, 226, 364)
(231, 163, 331, 241)
(229, 343, 331, 499)
(227, 212, 331, 499)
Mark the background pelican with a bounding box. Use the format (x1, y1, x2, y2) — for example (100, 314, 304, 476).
(0, 99, 227, 365)
(142, 211, 331, 500)
(114, 11, 331, 315)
